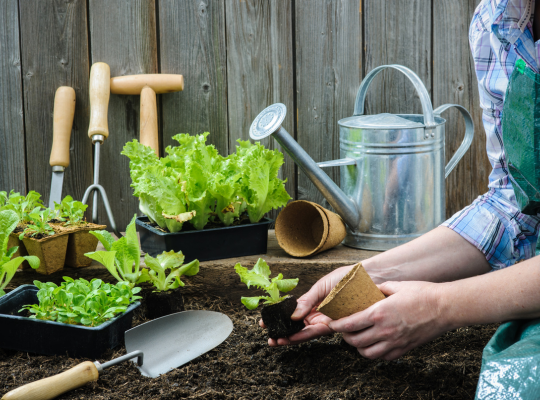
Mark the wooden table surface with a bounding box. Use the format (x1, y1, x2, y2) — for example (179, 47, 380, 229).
(9, 230, 381, 304)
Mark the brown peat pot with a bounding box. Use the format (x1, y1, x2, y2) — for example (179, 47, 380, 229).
(261, 295, 305, 339)
(142, 287, 185, 320)
(22, 232, 69, 275)
(7, 233, 30, 269)
(50, 222, 106, 268)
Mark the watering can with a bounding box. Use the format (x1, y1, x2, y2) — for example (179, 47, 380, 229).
(249, 64, 474, 251)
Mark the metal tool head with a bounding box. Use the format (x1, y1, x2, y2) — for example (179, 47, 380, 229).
(249, 103, 287, 140)
(48, 168, 65, 208)
(125, 310, 234, 378)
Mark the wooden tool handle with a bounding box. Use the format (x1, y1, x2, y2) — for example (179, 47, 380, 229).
(49, 86, 76, 167)
(1, 361, 99, 400)
(110, 74, 184, 95)
(88, 62, 110, 139)
(140, 86, 159, 156)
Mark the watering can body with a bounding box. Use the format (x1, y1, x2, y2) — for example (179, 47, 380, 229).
(250, 65, 474, 251)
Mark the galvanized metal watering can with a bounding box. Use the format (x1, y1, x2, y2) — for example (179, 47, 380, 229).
(249, 65, 474, 251)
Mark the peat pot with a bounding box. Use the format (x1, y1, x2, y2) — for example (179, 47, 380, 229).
(250, 64, 474, 251)
(0, 285, 140, 358)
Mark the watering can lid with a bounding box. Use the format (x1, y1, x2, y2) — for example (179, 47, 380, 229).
(339, 113, 425, 129)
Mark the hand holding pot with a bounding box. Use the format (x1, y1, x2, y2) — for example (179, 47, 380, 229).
(260, 265, 354, 346)
(328, 281, 447, 361)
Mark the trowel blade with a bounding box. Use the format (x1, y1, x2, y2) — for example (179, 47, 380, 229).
(125, 310, 234, 378)
(48, 170, 64, 208)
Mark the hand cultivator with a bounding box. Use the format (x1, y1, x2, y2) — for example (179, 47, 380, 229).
(81, 62, 121, 238)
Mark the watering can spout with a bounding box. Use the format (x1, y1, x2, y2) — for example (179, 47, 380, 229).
(249, 104, 360, 229)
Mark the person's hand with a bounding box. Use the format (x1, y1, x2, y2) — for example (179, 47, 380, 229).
(328, 281, 447, 360)
(259, 264, 355, 346)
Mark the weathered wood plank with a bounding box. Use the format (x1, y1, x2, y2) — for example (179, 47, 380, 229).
(159, 0, 228, 157)
(295, 0, 363, 208)
(18, 0, 92, 201)
(0, 0, 26, 194)
(9, 231, 376, 305)
(364, 0, 432, 116)
(225, 0, 296, 214)
(433, 0, 491, 218)
(89, 0, 158, 230)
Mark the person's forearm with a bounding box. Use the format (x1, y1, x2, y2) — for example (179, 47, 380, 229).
(362, 226, 490, 284)
(437, 257, 540, 329)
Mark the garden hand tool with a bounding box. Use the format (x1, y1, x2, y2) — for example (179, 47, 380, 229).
(1, 310, 234, 400)
(48, 86, 76, 208)
(110, 73, 184, 156)
(81, 62, 121, 238)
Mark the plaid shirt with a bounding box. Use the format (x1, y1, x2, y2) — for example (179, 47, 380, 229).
(442, 0, 540, 268)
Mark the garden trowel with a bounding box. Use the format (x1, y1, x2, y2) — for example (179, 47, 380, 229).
(48, 86, 76, 208)
(1, 311, 234, 400)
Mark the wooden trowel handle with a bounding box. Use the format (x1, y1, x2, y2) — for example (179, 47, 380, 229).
(1, 361, 99, 400)
(88, 62, 110, 139)
(110, 74, 184, 95)
(140, 86, 159, 156)
(49, 86, 76, 167)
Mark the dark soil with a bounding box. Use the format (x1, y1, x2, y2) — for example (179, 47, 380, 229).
(0, 294, 498, 399)
(261, 295, 305, 339)
(142, 287, 185, 320)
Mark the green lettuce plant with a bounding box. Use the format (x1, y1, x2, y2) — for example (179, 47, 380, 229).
(85, 214, 144, 288)
(234, 258, 298, 310)
(54, 195, 88, 225)
(122, 132, 291, 232)
(140, 250, 199, 292)
(0, 210, 40, 296)
(1, 190, 45, 224)
(21, 277, 141, 326)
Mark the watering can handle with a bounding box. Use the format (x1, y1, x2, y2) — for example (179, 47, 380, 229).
(433, 104, 475, 179)
(354, 64, 436, 128)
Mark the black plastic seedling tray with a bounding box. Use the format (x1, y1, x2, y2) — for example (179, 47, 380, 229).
(136, 216, 272, 261)
(0, 285, 140, 358)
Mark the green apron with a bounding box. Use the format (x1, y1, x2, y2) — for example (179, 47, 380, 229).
(475, 59, 540, 399)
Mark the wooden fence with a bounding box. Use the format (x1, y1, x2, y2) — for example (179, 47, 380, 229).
(0, 0, 488, 230)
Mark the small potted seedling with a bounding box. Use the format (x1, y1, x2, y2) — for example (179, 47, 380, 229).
(235, 258, 304, 339)
(0, 210, 40, 296)
(51, 195, 106, 268)
(85, 214, 145, 289)
(138, 250, 199, 319)
(18, 207, 70, 275)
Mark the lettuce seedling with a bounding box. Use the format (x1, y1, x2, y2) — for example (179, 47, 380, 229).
(235, 258, 298, 310)
(85, 214, 144, 288)
(21, 277, 141, 326)
(140, 250, 199, 292)
(54, 195, 88, 225)
(1, 190, 45, 224)
(18, 208, 55, 240)
(0, 210, 40, 296)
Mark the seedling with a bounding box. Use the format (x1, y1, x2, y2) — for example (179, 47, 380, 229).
(18, 208, 55, 240)
(21, 277, 141, 326)
(0, 210, 40, 296)
(54, 195, 88, 225)
(85, 214, 144, 288)
(234, 258, 298, 310)
(141, 250, 199, 292)
(1, 190, 45, 224)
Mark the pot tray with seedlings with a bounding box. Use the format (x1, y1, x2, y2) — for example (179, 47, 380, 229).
(235, 258, 304, 339)
(317, 262, 385, 320)
(0, 278, 141, 358)
(122, 133, 290, 261)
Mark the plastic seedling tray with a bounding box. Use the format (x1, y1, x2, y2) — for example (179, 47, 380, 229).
(0, 285, 140, 358)
(136, 216, 272, 261)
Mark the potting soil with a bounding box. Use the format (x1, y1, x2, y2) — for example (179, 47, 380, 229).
(0, 294, 497, 399)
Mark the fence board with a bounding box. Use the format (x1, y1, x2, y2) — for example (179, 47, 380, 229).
(89, 0, 158, 231)
(364, 0, 432, 116)
(433, 0, 491, 218)
(225, 0, 296, 208)
(295, 0, 363, 208)
(159, 0, 228, 156)
(19, 0, 92, 203)
(0, 0, 26, 194)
